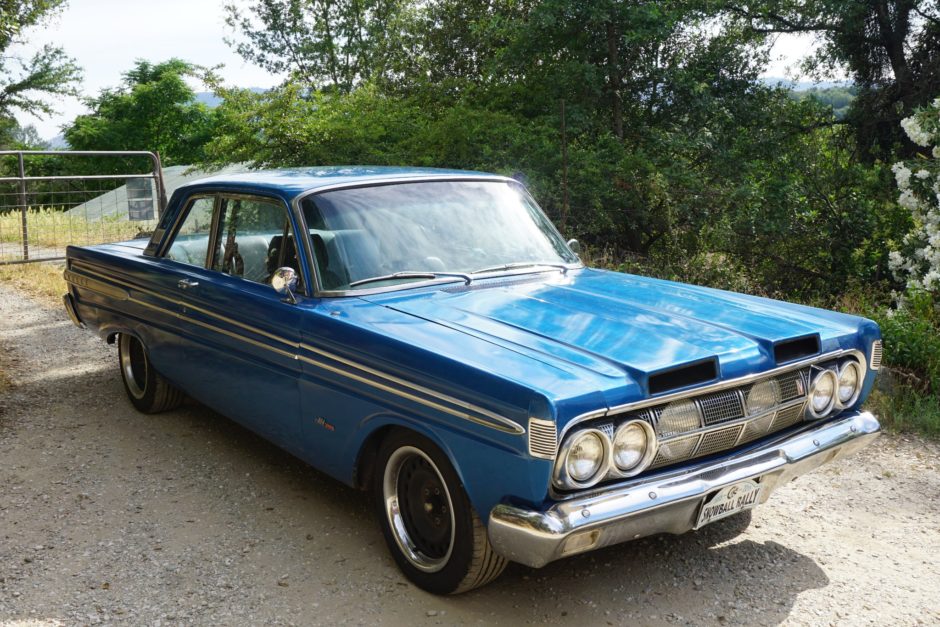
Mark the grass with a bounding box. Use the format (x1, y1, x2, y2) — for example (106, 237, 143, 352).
(0, 260, 67, 308)
(0, 206, 154, 251)
(865, 388, 940, 439)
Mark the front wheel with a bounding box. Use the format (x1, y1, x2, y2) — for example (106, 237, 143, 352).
(118, 333, 184, 413)
(374, 431, 507, 594)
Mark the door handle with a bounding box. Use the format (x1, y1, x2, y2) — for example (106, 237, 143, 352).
(177, 279, 199, 289)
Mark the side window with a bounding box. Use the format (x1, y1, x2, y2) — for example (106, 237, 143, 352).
(165, 197, 215, 266)
(210, 196, 304, 290)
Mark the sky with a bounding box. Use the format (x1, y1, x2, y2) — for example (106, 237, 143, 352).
(11, 1, 826, 141)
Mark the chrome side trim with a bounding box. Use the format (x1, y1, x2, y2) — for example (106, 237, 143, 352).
(63, 269, 129, 301)
(488, 411, 881, 568)
(561, 348, 867, 442)
(65, 259, 524, 435)
(298, 342, 525, 435)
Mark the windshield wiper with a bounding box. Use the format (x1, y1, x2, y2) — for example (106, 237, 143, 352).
(348, 271, 473, 288)
(470, 261, 569, 275)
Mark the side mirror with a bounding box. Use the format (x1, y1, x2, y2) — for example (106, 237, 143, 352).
(272, 267, 299, 304)
(566, 238, 581, 256)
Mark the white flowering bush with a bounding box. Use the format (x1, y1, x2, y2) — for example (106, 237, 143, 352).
(889, 97, 940, 293)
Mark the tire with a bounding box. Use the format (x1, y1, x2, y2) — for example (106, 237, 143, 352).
(118, 333, 184, 414)
(373, 431, 507, 594)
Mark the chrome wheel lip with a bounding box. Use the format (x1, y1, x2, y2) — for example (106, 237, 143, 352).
(383, 445, 455, 573)
(119, 334, 147, 400)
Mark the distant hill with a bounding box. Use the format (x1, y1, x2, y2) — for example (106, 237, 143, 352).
(761, 77, 853, 90)
(194, 87, 267, 109)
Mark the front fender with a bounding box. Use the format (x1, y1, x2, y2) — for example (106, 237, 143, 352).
(348, 413, 553, 523)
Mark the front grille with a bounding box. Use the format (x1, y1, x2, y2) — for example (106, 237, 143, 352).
(620, 367, 811, 471)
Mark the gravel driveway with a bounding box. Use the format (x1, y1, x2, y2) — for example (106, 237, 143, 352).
(1, 282, 938, 626)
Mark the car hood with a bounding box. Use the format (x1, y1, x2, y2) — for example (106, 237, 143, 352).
(362, 268, 875, 417)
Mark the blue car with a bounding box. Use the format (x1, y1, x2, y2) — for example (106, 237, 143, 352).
(63, 167, 882, 594)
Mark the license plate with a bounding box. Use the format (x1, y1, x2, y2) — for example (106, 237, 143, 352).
(695, 479, 763, 529)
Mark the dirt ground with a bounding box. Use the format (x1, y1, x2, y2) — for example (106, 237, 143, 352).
(1, 282, 938, 626)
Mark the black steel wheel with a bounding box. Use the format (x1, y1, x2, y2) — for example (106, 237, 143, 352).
(374, 431, 507, 594)
(118, 334, 184, 413)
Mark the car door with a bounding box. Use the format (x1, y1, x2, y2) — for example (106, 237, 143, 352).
(154, 191, 306, 451)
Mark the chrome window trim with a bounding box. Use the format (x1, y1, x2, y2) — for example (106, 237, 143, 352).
(289, 175, 584, 298)
(561, 348, 868, 442)
(66, 259, 524, 435)
(159, 190, 315, 298)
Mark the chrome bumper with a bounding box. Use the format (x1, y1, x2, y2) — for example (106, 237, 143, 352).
(488, 411, 880, 568)
(63, 293, 85, 329)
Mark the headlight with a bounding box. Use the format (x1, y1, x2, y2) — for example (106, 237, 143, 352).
(837, 361, 862, 406)
(564, 430, 608, 483)
(611, 420, 656, 475)
(807, 369, 837, 419)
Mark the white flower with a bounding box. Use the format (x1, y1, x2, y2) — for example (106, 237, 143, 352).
(901, 116, 932, 147)
(924, 270, 940, 288)
(888, 250, 904, 270)
(934, 146, 940, 159)
(892, 162, 912, 189)
(899, 189, 922, 210)
(915, 169, 931, 180)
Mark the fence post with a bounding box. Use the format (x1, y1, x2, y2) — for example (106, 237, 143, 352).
(17, 151, 29, 261)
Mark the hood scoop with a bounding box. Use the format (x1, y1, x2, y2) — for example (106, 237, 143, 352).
(649, 359, 718, 395)
(774, 334, 820, 365)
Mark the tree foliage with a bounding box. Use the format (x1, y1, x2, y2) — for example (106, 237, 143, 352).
(0, 0, 81, 135)
(223, 0, 415, 93)
(209, 0, 918, 299)
(64, 59, 217, 166)
(720, 0, 940, 160)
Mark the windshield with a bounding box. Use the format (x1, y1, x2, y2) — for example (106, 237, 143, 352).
(301, 180, 579, 291)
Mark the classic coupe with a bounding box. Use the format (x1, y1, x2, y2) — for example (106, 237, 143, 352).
(63, 167, 882, 593)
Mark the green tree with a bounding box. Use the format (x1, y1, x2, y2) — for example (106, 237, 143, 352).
(720, 0, 940, 159)
(0, 0, 82, 138)
(224, 0, 415, 93)
(64, 59, 217, 165)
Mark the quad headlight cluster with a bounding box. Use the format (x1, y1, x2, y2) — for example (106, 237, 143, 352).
(554, 420, 657, 489)
(806, 358, 864, 420)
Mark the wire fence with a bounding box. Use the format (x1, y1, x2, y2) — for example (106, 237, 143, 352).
(0, 151, 167, 264)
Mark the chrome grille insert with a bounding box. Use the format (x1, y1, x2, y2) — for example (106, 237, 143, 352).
(698, 390, 745, 425)
(654, 400, 701, 437)
(870, 340, 883, 371)
(770, 404, 804, 431)
(738, 411, 776, 444)
(696, 424, 744, 456)
(528, 418, 558, 460)
(651, 434, 700, 468)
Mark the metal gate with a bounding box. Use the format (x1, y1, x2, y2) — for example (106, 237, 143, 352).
(0, 150, 167, 264)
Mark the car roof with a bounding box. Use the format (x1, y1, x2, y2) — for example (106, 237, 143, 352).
(178, 166, 510, 199)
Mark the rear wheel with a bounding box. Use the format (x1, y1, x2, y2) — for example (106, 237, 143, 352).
(374, 431, 507, 594)
(118, 333, 184, 413)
